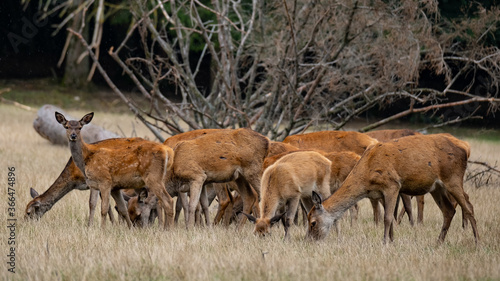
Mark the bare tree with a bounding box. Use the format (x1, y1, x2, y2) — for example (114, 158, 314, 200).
(43, 0, 500, 140)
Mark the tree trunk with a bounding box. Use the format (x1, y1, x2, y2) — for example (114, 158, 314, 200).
(62, 0, 89, 88)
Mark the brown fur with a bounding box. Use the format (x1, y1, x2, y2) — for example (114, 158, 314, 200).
(283, 131, 378, 156)
(25, 138, 151, 223)
(246, 151, 333, 237)
(365, 129, 421, 142)
(164, 129, 227, 149)
(126, 188, 159, 227)
(365, 129, 424, 226)
(267, 141, 300, 157)
(55, 112, 175, 230)
(25, 158, 91, 220)
(307, 133, 479, 244)
(166, 128, 270, 228)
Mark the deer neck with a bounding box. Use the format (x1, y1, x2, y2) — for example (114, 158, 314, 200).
(69, 138, 91, 177)
(37, 158, 87, 211)
(323, 181, 367, 221)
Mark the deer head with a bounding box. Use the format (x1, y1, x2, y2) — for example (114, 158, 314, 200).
(55, 112, 94, 142)
(25, 188, 43, 220)
(241, 211, 286, 237)
(306, 191, 333, 240)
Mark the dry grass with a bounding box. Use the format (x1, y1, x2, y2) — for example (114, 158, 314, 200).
(1, 104, 499, 281)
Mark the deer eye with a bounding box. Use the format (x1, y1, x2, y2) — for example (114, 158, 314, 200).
(311, 221, 317, 227)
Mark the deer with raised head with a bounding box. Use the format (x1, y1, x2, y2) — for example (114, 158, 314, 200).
(25, 140, 146, 224)
(55, 112, 175, 229)
(365, 129, 424, 226)
(306, 133, 479, 244)
(243, 150, 333, 237)
(166, 128, 269, 229)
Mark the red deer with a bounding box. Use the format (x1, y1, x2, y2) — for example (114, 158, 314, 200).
(283, 131, 378, 156)
(213, 182, 240, 226)
(164, 129, 229, 225)
(307, 133, 479, 244)
(243, 151, 333, 237)
(25, 139, 150, 224)
(125, 188, 159, 227)
(55, 112, 175, 229)
(166, 128, 269, 228)
(365, 129, 424, 226)
(25, 157, 90, 221)
(25, 130, 218, 225)
(214, 185, 244, 226)
(268, 141, 300, 157)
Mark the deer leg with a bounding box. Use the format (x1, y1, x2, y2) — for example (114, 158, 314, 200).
(187, 178, 205, 228)
(214, 196, 230, 225)
(400, 194, 414, 226)
(107, 205, 116, 224)
(235, 178, 257, 231)
(430, 186, 456, 244)
(178, 192, 189, 227)
(284, 197, 301, 238)
(200, 185, 211, 226)
(213, 184, 229, 225)
(195, 204, 202, 226)
(111, 189, 132, 228)
(370, 198, 382, 226)
(148, 180, 175, 230)
(88, 188, 99, 227)
(156, 202, 164, 227)
(174, 196, 182, 224)
(99, 187, 112, 228)
(416, 195, 425, 224)
(444, 182, 479, 244)
(461, 192, 472, 229)
(382, 190, 399, 243)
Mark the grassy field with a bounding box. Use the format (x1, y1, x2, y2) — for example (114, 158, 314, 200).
(1, 103, 500, 281)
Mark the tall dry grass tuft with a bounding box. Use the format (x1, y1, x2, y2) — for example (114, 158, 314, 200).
(1, 104, 499, 280)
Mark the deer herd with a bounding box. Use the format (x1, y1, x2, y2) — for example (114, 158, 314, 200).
(25, 112, 480, 245)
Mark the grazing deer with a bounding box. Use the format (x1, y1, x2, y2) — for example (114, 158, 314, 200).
(365, 129, 424, 226)
(164, 129, 229, 226)
(283, 131, 378, 156)
(214, 184, 244, 226)
(243, 151, 333, 237)
(307, 133, 479, 244)
(166, 128, 269, 229)
(125, 188, 159, 227)
(25, 157, 89, 221)
(268, 141, 300, 157)
(55, 112, 175, 229)
(25, 143, 145, 224)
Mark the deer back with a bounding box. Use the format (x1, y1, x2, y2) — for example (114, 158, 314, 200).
(171, 128, 269, 182)
(283, 131, 378, 155)
(344, 133, 470, 196)
(365, 129, 422, 142)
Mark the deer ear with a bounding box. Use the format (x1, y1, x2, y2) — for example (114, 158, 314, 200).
(241, 212, 257, 223)
(30, 187, 39, 198)
(80, 112, 94, 126)
(138, 189, 148, 203)
(312, 191, 323, 209)
(55, 112, 67, 125)
(270, 211, 286, 226)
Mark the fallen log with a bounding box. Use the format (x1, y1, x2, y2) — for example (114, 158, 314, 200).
(33, 104, 120, 145)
